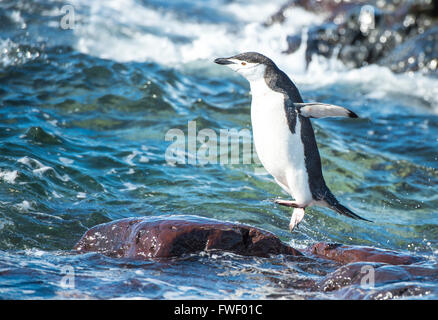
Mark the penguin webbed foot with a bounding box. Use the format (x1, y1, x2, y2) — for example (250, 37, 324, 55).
(289, 208, 305, 232)
(270, 199, 306, 232)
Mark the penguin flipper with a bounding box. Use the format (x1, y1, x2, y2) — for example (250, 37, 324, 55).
(295, 102, 358, 119)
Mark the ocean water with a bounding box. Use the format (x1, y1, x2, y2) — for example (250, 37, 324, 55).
(0, 0, 437, 299)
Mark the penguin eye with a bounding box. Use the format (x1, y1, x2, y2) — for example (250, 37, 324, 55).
(241, 61, 247, 66)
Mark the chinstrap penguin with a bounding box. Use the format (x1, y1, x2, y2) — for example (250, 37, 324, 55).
(214, 52, 371, 232)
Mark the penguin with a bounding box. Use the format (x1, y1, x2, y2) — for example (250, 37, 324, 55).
(214, 52, 371, 232)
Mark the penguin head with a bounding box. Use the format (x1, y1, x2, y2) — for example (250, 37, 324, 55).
(214, 52, 273, 82)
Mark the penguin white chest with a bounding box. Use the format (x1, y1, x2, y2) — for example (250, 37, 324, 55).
(249, 79, 312, 204)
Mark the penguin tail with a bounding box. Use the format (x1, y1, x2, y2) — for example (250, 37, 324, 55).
(321, 191, 372, 222)
(329, 202, 372, 222)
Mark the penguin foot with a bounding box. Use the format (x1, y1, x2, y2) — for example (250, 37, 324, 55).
(274, 199, 302, 208)
(289, 208, 305, 232)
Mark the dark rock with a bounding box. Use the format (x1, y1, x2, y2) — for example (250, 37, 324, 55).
(305, 3, 407, 69)
(74, 215, 303, 259)
(24, 126, 62, 145)
(264, 0, 365, 26)
(271, 0, 437, 75)
(284, 34, 302, 54)
(378, 25, 438, 74)
(308, 242, 422, 265)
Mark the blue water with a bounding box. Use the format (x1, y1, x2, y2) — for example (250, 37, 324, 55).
(0, 0, 437, 299)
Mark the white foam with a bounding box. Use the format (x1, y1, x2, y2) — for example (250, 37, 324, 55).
(121, 182, 138, 191)
(71, 0, 305, 64)
(10, 10, 26, 29)
(18, 156, 70, 182)
(59, 157, 74, 165)
(139, 155, 149, 163)
(52, 190, 63, 198)
(0, 218, 14, 230)
(16, 200, 33, 211)
(0, 38, 40, 67)
(0, 170, 18, 184)
(76, 192, 87, 199)
(124, 150, 140, 166)
(23, 248, 46, 257)
(31, 211, 64, 221)
(0, 39, 17, 66)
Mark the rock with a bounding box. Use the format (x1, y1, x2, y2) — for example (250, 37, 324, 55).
(284, 34, 302, 54)
(337, 281, 438, 299)
(318, 261, 438, 298)
(24, 126, 62, 145)
(270, 0, 438, 75)
(308, 242, 422, 265)
(74, 215, 303, 259)
(319, 262, 410, 292)
(74, 216, 438, 299)
(309, 242, 436, 299)
(264, 0, 364, 26)
(378, 25, 438, 74)
(304, 3, 407, 69)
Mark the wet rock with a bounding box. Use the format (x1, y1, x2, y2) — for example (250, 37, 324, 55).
(305, 3, 409, 69)
(24, 126, 62, 145)
(338, 282, 438, 299)
(264, 0, 364, 26)
(318, 261, 438, 299)
(379, 25, 438, 74)
(319, 262, 410, 292)
(271, 0, 437, 75)
(284, 34, 302, 54)
(308, 242, 422, 265)
(74, 215, 303, 259)
(311, 242, 437, 299)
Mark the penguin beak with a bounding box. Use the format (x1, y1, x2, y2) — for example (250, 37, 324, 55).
(214, 58, 235, 65)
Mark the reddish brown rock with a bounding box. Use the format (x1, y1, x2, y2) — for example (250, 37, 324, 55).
(304, 242, 433, 299)
(319, 262, 411, 292)
(318, 261, 438, 299)
(308, 242, 421, 265)
(337, 282, 438, 300)
(74, 215, 303, 259)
